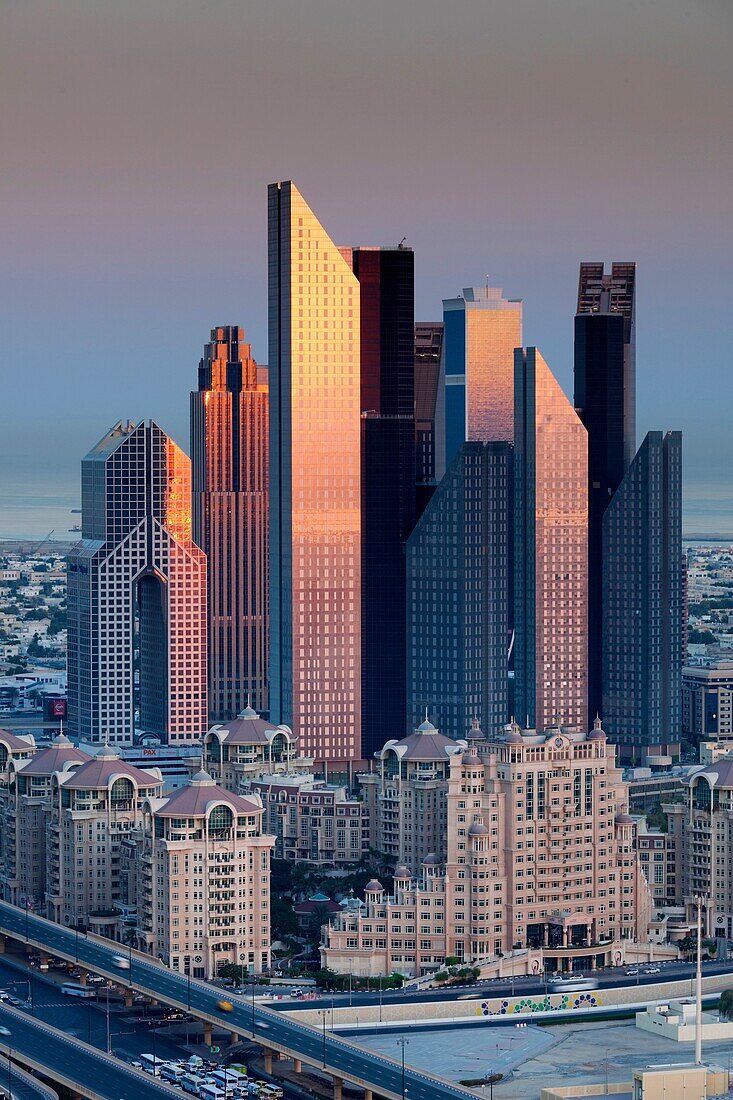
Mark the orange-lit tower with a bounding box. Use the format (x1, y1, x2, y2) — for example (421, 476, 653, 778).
(514, 349, 588, 733)
(268, 181, 362, 766)
(191, 327, 269, 720)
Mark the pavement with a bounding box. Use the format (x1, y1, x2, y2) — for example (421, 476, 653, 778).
(0, 900, 477, 1100)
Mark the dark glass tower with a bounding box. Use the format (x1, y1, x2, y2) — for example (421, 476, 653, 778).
(348, 246, 416, 759)
(574, 262, 636, 721)
(414, 322, 444, 521)
(406, 441, 512, 741)
(191, 326, 269, 721)
(602, 431, 683, 763)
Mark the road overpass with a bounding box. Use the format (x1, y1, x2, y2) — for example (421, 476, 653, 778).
(0, 1000, 177, 1099)
(0, 900, 474, 1100)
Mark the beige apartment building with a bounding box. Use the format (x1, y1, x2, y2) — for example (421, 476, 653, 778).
(323, 720, 653, 976)
(134, 771, 274, 978)
(203, 705, 309, 791)
(359, 718, 468, 873)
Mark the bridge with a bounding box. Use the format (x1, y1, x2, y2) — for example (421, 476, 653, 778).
(0, 900, 474, 1100)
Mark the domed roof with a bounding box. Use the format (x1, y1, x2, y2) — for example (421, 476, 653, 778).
(364, 879, 383, 892)
(207, 708, 289, 746)
(467, 717, 484, 741)
(393, 865, 411, 880)
(468, 820, 489, 836)
(588, 716, 606, 740)
(615, 812, 634, 825)
(422, 853, 439, 866)
(690, 756, 733, 790)
(416, 718, 437, 733)
(462, 749, 481, 766)
(381, 713, 466, 762)
(154, 772, 261, 817)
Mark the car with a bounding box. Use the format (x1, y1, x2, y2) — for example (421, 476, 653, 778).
(625, 967, 639, 975)
(6, 998, 21, 1007)
(0, 1027, 10, 1037)
(255, 1021, 270, 1029)
(217, 1000, 234, 1013)
(644, 966, 661, 974)
(112, 954, 131, 970)
(0, 992, 9, 1002)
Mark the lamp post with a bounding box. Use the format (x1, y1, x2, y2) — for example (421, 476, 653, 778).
(317, 1009, 327, 1069)
(106, 984, 111, 1054)
(693, 893, 706, 1066)
(397, 1036, 409, 1098)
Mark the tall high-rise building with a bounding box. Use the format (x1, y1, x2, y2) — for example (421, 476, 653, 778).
(603, 431, 683, 762)
(268, 181, 362, 765)
(414, 322, 444, 519)
(574, 262, 636, 721)
(443, 285, 522, 468)
(346, 246, 415, 761)
(191, 326, 269, 721)
(407, 441, 512, 740)
(514, 349, 588, 733)
(67, 420, 207, 745)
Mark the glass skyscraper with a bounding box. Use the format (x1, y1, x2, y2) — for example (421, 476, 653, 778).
(443, 285, 522, 468)
(67, 420, 207, 744)
(602, 431, 683, 762)
(574, 262, 636, 722)
(346, 246, 415, 761)
(406, 440, 512, 741)
(414, 321, 444, 520)
(191, 326, 269, 721)
(268, 181, 362, 765)
(514, 348, 588, 733)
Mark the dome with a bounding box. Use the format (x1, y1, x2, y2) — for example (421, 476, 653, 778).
(468, 820, 489, 836)
(422, 853, 439, 866)
(393, 865, 411, 880)
(588, 716, 606, 740)
(615, 813, 634, 825)
(467, 717, 484, 741)
(505, 729, 523, 745)
(416, 719, 437, 734)
(364, 879, 383, 892)
(237, 704, 259, 719)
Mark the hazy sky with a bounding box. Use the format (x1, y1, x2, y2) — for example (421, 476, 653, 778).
(1, 0, 731, 508)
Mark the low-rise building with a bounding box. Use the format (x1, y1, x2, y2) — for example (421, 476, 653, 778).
(683, 661, 733, 740)
(243, 773, 367, 865)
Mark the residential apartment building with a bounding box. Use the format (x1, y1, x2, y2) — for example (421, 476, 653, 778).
(203, 704, 308, 791)
(323, 720, 652, 976)
(682, 662, 733, 741)
(634, 817, 680, 908)
(244, 773, 367, 865)
(359, 718, 467, 873)
(134, 772, 274, 978)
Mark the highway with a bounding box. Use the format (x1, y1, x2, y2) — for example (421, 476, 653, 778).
(0, 1051, 57, 1100)
(0, 1001, 179, 1100)
(0, 900, 475, 1100)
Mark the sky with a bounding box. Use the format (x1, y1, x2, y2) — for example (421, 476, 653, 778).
(1, 0, 731, 531)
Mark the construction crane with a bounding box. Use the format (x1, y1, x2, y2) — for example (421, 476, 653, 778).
(29, 530, 55, 554)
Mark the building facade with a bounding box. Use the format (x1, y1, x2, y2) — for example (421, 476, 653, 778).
(203, 704, 306, 791)
(67, 420, 207, 745)
(603, 431, 683, 762)
(514, 349, 589, 733)
(347, 246, 415, 761)
(191, 326, 269, 720)
(136, 772, 274, 977)
(443, 286, 522, 469)
(406, 442, 512, 740)
(268, 181, 362, 765)
(574, 262, 636, 722)
(359, 718, 467, 874)
(0, 729, 43, 906)
(323, 720, 652, 976)
(682, 661, 733, 741)
(414, 321, 444, 516)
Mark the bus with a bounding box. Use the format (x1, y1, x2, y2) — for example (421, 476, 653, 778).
(60, 983, 95, 998)
(139, 1054, 165, 1076)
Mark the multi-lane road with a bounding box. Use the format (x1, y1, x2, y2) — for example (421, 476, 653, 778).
(0, 900, 475, 1100)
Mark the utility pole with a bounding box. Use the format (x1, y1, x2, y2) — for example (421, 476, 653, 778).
(694, 894, 705, 1066)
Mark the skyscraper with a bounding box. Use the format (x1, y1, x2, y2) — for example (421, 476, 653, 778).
(574, 262, 636, 722)
(514, 349, 588, 733)
(443, 285, 522, 468)
(268, 181, 362, 766)
(407, 441, 512, 740)
(191, 326, 269, 721)
(346, 246, 415, 760)
(414, 321, 444, 520)
(67, 420, 207, 745)
(603, 431, 683, 762)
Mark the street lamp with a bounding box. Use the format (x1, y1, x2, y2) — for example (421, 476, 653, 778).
(483, 1069, 495, 1100)
(317, 1009, 328, 1069)
(396, 1036, 409, 1098)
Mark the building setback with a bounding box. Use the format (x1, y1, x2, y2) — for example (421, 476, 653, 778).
(514, 350, 589, 733)
(268, 181, 361, 765)
(406, 441, 512, 740)
(603, 431, 683, 762)
(67, 421, 207, 745)
(191, 326, 269, 720)
(574, 262, 636, 723)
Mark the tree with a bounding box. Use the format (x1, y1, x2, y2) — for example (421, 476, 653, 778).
(645, 804, 668, 832)
(719, 990, 733, 1020)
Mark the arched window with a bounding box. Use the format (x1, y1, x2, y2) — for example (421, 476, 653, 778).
(208, 804, 233, 837)
(111, 777, 134, 807)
